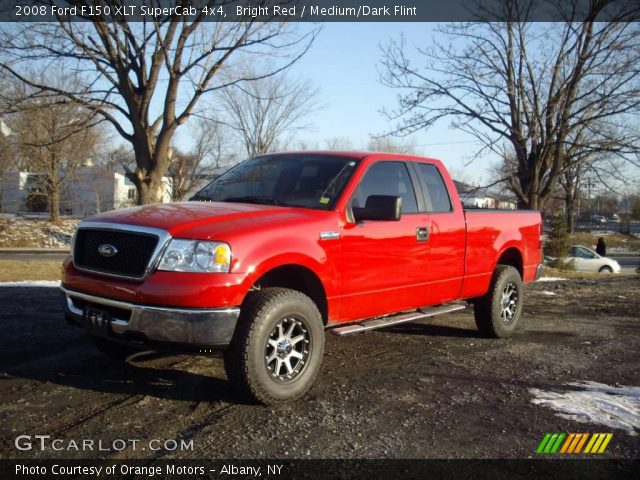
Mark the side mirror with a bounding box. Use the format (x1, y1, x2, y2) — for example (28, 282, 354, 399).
(353, 195, 402, 222)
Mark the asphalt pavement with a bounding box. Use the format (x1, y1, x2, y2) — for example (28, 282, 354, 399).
(0, 249, 69, 261)
(611, 256, 640, 275)
(1, 276, 639, 460)
(0, 252, 69, 261)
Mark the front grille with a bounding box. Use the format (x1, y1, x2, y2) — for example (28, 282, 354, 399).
(74, 229, 159, 278)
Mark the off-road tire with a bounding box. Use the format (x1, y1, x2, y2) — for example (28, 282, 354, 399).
(474, 265, 524, 338)
(224, 288, 324, 405)
(91, 336, 140, 361)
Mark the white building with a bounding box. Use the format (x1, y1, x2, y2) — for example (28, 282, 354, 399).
(453, 180, 517, 210)
(0, 171, 30, 213)
(0, 165, 170, 216)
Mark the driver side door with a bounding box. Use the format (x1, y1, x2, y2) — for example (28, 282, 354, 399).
(339, 160, 431, 322)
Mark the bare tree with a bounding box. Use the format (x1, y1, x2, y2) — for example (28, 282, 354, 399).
(10, 98, 102, 222)
(167, 120, 236, 201)
(0, 9, 315, 204)
(380, 0, 640, 210)
(217, 70, 320, 157)
(367, 136, 418, 154)
(324, 137, 354, 150)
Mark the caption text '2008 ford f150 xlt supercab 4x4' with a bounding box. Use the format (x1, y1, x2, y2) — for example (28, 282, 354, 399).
(62, 151, 542, 404)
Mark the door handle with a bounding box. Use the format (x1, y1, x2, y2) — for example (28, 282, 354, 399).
(416, 226, 429, 242)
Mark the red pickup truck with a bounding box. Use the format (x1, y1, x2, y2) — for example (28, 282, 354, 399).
(62, 151, 542, 404)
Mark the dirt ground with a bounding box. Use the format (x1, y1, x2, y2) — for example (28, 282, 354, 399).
(0, 276, 638, 460)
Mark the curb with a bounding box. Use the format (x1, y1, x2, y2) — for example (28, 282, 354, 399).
(0, 248, 70, 254)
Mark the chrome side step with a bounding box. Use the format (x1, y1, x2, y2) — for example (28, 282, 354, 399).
(330, 303, 467, 336)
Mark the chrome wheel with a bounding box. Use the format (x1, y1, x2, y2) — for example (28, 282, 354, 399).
(500, 282, 519, 325)
(265, 317, 310, 382)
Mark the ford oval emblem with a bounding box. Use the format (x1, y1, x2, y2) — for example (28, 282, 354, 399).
(98, 244, 118, 258)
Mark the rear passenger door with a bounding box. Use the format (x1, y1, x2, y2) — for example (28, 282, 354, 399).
(340, 160, 432, 321)
(411, 162, 466, 304)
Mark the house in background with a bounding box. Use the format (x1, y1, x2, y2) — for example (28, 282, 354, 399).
(0, 162, 170, 216)
(453, 180, 517, 210)
(0, 171, 30, 213)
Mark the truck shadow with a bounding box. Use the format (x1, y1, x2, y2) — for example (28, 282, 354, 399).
(3, 342, 244, 404)
(0, 286, 245, 404)
(382, 322, 483, 338)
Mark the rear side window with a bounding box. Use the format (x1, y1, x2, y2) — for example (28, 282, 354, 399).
(415, 163, 452, 213)
(351, 161, 418, 214)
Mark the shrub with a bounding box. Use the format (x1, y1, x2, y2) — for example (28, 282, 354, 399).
(546, 214, 575, 271)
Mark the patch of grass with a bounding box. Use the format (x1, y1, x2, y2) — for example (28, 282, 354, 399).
(569, 232, 640, 251)
(0, 260, 62, 282)
(0, 238, 37, 248)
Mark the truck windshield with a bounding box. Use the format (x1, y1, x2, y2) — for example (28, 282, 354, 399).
(190, 154, 359, 210)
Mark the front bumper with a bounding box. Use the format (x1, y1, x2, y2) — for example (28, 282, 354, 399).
(61, 286, 240, 352)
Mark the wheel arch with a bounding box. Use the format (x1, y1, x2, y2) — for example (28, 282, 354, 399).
(496, 247, 523, 278)
(250, 264, 329, 325)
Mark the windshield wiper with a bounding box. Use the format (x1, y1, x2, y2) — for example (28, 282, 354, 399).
(223, 196, 287, 206)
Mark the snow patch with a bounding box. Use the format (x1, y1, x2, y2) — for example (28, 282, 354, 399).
(536, 277, 566, 282)
(530, 381, 640, 434)
(540, 291, 557, 296)
(0, 280, 61, 287)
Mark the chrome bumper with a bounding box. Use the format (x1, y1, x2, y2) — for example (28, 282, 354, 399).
(61, 287, 240, 350)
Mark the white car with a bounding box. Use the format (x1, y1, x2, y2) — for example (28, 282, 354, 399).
(568, 245, 621, 273)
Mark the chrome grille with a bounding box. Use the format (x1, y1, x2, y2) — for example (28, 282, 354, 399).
(72, 223, 169, 279)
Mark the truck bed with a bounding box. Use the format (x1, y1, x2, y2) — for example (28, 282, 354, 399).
(461, 208, 542, 299)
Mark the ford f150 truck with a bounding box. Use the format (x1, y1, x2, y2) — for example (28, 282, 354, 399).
(62, 151, 542, 404)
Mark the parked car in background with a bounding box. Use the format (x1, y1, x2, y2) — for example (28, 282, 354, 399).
(568, 245, 620, 273)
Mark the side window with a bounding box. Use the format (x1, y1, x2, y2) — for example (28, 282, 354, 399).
(415, 163, 452, 213)
(577, 247, 595, 259)
(352, 161, 418, 214)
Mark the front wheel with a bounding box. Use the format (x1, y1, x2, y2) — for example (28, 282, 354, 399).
(599, 266, 613, 273)
(474, 265, 524, 338)
(224, 288, 325, 405)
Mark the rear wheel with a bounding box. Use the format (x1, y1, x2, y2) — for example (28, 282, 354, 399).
(599, 266, 613, 273)
(474, 265, 524, 338)
(224, 288, 324, 405)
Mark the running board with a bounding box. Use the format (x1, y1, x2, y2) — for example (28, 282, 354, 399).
(330, 304, 467, 336)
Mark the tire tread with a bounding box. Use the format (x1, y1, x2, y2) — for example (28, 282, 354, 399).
(224, 288, 323, 405)
(474, 265, 523, 338)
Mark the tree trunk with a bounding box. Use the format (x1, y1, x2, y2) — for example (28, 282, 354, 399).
(49, 186, 60, 223)
(565, 190, 575, 234)
(130, 130, 173, 205)
(137, 176, 166, 205)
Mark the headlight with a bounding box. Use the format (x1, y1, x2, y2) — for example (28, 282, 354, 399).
(157, 239, 231, 273)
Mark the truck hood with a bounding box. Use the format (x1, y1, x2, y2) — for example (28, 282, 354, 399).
(85, 201, 331, 239)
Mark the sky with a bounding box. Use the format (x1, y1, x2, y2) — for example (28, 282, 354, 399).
(176, 22, 492, 184)
(0, 21, 490, 183)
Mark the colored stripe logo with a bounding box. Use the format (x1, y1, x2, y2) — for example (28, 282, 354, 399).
(536, 433, 613, 454)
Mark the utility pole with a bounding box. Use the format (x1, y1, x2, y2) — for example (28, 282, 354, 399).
(586, 178, 592, 226)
